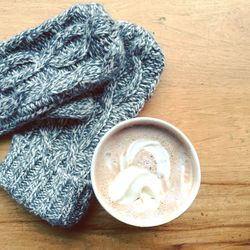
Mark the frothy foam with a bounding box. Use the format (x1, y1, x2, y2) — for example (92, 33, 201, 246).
(94, 124, 194, 226)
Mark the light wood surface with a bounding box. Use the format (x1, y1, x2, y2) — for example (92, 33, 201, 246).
(0, 0, 250, 249)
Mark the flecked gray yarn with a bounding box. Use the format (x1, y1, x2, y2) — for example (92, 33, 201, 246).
(0, 3, 164, 226)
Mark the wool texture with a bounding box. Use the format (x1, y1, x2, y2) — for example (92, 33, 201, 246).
(0, 3, 164, 226)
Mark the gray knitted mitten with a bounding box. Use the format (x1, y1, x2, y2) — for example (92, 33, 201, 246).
(0, 4, 164, 226)
(0, 4, 122, 135)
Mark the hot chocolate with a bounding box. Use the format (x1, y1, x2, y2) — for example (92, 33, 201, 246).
(92, 122, 197, 226)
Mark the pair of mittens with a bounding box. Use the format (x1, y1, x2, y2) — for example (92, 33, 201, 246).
(0, 4, 164, 226)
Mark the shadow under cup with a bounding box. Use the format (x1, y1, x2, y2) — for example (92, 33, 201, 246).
(91, 117, 201, 227)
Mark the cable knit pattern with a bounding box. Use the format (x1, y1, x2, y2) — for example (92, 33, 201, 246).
(0, 4, 164, 226)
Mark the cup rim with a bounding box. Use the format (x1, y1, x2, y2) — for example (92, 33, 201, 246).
(91, 117, 201, 227)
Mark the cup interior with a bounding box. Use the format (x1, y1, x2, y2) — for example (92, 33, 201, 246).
(91, 117, 201, 227)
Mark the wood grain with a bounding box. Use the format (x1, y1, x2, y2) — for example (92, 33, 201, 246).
(0, 0, 250, 249)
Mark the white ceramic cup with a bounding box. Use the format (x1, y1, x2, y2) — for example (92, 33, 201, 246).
(91, 117, 201, 227)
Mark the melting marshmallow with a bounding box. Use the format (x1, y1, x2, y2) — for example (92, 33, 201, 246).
(108, 139, 171, 212)
(108, 166, 163, 212)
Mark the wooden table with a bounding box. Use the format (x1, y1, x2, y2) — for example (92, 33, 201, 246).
(0, 0, 249, 249)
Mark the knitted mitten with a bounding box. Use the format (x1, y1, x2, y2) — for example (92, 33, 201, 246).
(0, 4, 164, 226)
(0, 4, 122, 135)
